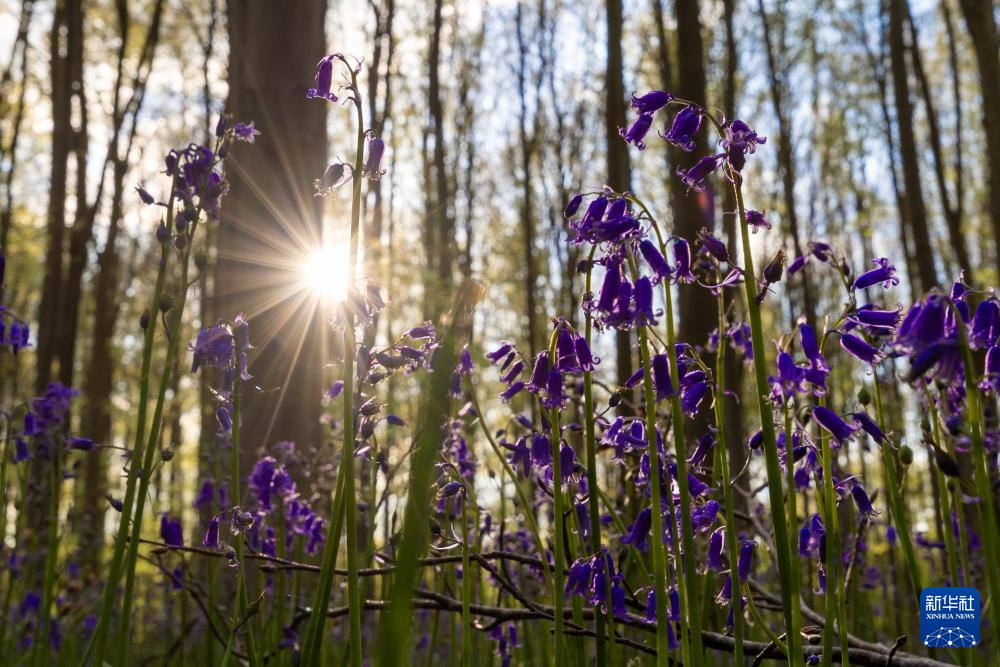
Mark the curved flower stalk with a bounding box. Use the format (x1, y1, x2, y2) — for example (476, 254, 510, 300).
(300, 52, 386, 667)
(87, 121, 254, 667)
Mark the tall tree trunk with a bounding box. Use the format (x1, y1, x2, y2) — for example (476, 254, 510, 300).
(0, 0, 33, 252)
(218, 0, 327, 467)
(35, 0, 79, 392)
(757, 0, 816, 328)
(606, 0, 633, 397)
(888, 0, 938, 292)
(906, 3, 970, 276)
(423, 0, 454, 321)
(673, 0, 714, 351)
(957, 0, 1000, 273)
(516, 1, 539, 358)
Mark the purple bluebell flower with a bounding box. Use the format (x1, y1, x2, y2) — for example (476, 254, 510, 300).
(363, 133, 386, 180)
(526, 351, 550, 392)
(631, 90, 673, 114)
(203, 516, 221, 549)
(233, 122, 260, 143)
(633, 276, 657, 325)
(639, 239, 672, 283)
(314, 162, 353, 196)
(306, 55, 339, 102)
(620, 113, 654, 149)
(697, 228, 729, 262)
(852, 258, 898, 290)
(708, 527, 725, 571)
(970, 298, 1000, 349)
(191, 323, 234, 373)
(662, 106, 702, 151)
(850, 483, 878, 516)
(672, 238, 696, 283)
(722, 119, 766, 171)
(746, 209, 771, 233)
(563, 193, 584, 218)
(851, 412, 887, 444)
(848, 306, 902, 336)
(737, 539, 756, 582)
(160, 514, 183, 547)
(813, 406, 857, 446)
(677, 153, 724, 192)
(839, 332, 884, 365)
(788, 255, 807, 275)
(621, 507, 652, 551)
(651, 354, 675, 401)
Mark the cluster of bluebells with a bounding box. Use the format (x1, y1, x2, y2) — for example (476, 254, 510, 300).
(137, 117, 256, 236)
(246, 450, 326, 558)
(13, 382, 91, 463)
(190, 315, 256, 554)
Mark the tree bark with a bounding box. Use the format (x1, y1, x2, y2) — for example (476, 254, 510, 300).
(757, 0, 816, 328)
(672, 0, 714, 351)
(218, 0, 327, 468)
(957, 0, 1000, 273)
(888, 0, 939, 292)
(606, 0, 633, 397)
(516, 1, 539, 358)
(906, 3, 970, 276)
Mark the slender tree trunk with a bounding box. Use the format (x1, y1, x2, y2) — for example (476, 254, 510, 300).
(757, 0, 816, 328)
(906, 3, 970, 276)
(606, 0, 633, 397)
(423, 0, 454, 321)
(957, 0, 1000, 273)
(516, 1, 539, 358)
(0, 0, 33, 252)
(888, 0, 938, 291)
(218, 0, 327, 467)
(673, 0, 714, 352)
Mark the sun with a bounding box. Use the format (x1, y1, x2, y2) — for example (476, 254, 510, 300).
(301, 244, 351, 300)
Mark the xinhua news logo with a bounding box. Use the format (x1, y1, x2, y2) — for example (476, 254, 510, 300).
(920, 587, 980, 648)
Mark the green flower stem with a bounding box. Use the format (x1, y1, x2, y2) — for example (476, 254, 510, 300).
(85, 187, 174, 667)
(870, 376, 922, 596)
(954, 312, 1000, 638)
(116, 209, 201, 665)
(732, 176, 798, 664)
(303, 69, 367, 666)
(224, 388, 260, 666)
(712, 270, 744, 665)
(782, 400, 802, 666)
(468, 381, 553, 589)
(582, 251, 609, 667)
(547, 326, 566, 666)
(33, 431, 63, 667)
(815, 395, 844, 667)
(635, 323, 676, 667)
(461, 493, 473, 666)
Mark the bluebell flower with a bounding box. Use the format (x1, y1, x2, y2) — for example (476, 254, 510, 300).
(737, 539, 756, 582)
(813, 406, 857, 446)
(850, 412, 887, 444)
(622, 507, 652, 551)
(697, 228, 729, 263)
(563, 193, 584, 218)
(160, 514, 183, 547)
(306, 55, 339, 102)
(850, 483, 878, 516)
(672, 238, 696, 283)
(852, 258, 899, 290)
(970, 298, 1000, 349)
(639, 240, 672, 283)
(707, 527, 725, 571)
(721, 119, 766, 171)
(745, 209, 771, 233)
(631, 90, 673, 114)
(203, 516, 221, 549)
(662, 106, 702, 151)
(191, 323, 234, 373)
(677, 154, 724, 192)
(620, 113, 654, 149)
(839, 332, 884, 365)
(363, 133, 386, 180)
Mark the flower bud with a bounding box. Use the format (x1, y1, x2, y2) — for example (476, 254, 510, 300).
(195, 251, 208, 270)
(159, 294, 175, 313)
(140, 310, 150, 330)
(899, 445, 913, 466)
(856, 385, 871, 407)
(161, 448, 174, 462)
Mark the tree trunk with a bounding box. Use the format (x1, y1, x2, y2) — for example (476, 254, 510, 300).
(957, 0, 1000, 274)
(888, 0, 938, 292)
(516, 1, 539, 358)
(606, 0, 633, 398)
(218, 0, 327, 469)
(672, 0, 714, 351)
(757, 0, 816, 328)
(906, 3, 970, 277)
(423, 0, 454, 321)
